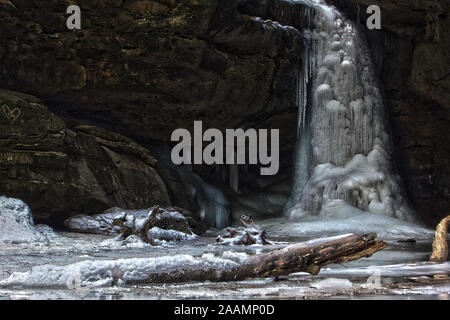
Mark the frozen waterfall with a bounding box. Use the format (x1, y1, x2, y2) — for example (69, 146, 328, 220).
(285, 0, 417, 223)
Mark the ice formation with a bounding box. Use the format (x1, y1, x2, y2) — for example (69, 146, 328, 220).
(263, 203, 435, 241)
(64, 209, 130, 236)
(310, 278, 353, 290)
(286, 0, 416, 223)
(316, 262, 450, 278)
(146, 227, 197, 242)
(65, 206, 194, 236)
(0, 252, 248, 288)
(0, 196, 49, 243)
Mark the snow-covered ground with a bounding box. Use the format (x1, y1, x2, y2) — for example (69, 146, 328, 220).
(260, 207, 436, 241)
(0, 221, 448, 300)
(0, 196, 448, 300)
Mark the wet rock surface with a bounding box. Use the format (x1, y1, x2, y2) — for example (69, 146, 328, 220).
(0, 0, 447, 227)
(0, 90, 170, 225)
(0, 0, 301, 143)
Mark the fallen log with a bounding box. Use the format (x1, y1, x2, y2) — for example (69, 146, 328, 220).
(132, 233, 387, 284)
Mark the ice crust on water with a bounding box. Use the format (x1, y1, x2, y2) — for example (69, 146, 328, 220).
(318, 262, 450, 278)
(286, 0, 416, 223)
(263, 206, 435, 241)
(311, 278, 353, 290)
(0, 252, 248, 288)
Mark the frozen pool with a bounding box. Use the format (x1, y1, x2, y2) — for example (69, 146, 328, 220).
(0, 217, 448, 300)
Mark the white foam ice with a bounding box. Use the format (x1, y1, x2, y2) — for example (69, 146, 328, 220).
(290, 147, 415, 222)
(262, 204, 435, 241)
(311, 278, 353, 289)
(0, 252, 246, 288)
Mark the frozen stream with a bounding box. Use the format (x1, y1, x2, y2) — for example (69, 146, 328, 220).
(0, 217, 449, 300)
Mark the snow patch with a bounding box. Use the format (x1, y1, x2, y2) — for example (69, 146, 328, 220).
(146, 227, 197, 241)
(311, 278, 353, 290)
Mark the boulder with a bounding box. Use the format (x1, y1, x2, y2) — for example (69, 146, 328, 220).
(0, 89, 170, 225)
(0, 196, 44, 243)
(65, 205, 197, 244)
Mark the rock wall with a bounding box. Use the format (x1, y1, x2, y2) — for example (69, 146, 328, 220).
(0, 0, 304, 225)
(0, 0, 448, 227)
(0, 0, 301, 142)
(0, 89, 169, 225)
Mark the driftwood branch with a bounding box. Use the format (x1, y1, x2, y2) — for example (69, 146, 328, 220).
(430, 215, 450, 263)
(430, 215, 449, 279)
(131, 233, 387, 284)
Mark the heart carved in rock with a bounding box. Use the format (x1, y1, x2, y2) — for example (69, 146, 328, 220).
(1, 104, 21, 124)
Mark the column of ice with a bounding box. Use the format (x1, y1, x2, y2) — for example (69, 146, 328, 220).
(287, 0, 415, 222)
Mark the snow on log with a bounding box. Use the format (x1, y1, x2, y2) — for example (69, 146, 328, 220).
(134, 233, 387, 284)
(216, 215, 271, 246)
(0, 234, 387, 288)
(112, 206, 195, 245)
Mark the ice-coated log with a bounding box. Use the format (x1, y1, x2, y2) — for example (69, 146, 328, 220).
(136, 233, 387, 283)
(112, 206, 195, 245)
(0, 234, 387, 288)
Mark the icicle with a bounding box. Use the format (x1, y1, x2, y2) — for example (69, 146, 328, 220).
(229, 164, 239, 193)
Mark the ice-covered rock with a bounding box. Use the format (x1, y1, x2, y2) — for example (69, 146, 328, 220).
(35, 224, 60, 241)
(65, 206, 196, 236)
(64, 208, 147, 236)
(0, 196, 45, 243)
